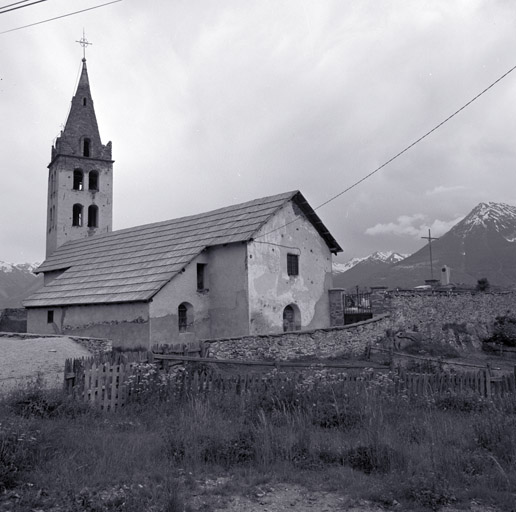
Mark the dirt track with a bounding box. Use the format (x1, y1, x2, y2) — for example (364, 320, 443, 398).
(0, 335, 92, 393)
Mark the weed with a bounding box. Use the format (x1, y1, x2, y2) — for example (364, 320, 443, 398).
(434, 391, 489, 413)
(402, 473, 456, 511)
(345, 444, 402, 474)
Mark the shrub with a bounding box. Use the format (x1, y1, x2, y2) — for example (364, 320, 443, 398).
(6, 379, 91, 420)
(434, 392, 489, 413)
(0, 419, 39, 491)
(473, 412, 516, 465)
(476, 277, 490, 292)
(402, 473, 456, 511)
(345, 444, 401, 474)
(484, 315, 516, 347)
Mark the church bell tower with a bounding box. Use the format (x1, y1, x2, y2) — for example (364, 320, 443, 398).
(46, 45, 113, 257)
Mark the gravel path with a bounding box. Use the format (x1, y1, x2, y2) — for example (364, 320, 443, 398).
(0, 335, 92, 393)
(211, 484, 384, 511)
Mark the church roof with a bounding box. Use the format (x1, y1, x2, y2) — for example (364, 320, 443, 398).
(24, 191, 342, 307)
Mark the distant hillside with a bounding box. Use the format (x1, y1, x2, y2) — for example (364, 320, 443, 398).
(0, 262, 43, 308)
(334, 202, 516, 289)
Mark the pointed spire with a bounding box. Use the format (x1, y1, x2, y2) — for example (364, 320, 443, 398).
(51, 58, 111, 163)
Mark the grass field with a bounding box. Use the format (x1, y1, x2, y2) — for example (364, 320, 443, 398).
(1, 366, 516, 511)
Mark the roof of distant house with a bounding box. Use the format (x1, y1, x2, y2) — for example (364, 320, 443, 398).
(23, 191, 342, 307)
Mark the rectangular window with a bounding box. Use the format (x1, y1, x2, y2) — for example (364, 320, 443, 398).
(178, 306, 187, 332)
(197, 263, 207, 291)
(47, 310, 54, 324)
(287, 254, 299, 276)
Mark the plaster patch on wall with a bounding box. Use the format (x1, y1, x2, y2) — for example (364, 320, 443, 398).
(247, 201, 332, 332)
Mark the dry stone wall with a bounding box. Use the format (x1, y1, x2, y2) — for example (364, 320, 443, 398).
(0, 309, 27, 333)
(205, 314, 390, 361)
(379, 291, 516, 349)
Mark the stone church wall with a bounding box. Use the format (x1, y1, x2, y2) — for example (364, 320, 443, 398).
(26, 302, 150, 349)
(150, 245, 250, 345)
(247, 202, 333, 334)
(0, 308, 27, 333)
(206, 314, 390, 361)
(376, 291, 516, 349)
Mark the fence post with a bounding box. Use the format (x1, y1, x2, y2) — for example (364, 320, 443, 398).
(485, 369, 491, 398)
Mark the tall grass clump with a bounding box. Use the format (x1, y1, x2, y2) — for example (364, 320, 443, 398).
(2, 365, 516, 510)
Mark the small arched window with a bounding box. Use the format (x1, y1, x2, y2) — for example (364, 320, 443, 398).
(283, 304, 301, 332)
(88, 170, 99, 191)
(178, 302, 194, 333)
(73, 169, 84, 190)
(72, 204, 83, 227)
(83, 138, 91, 157)
(88, 205, 98, 228)
(82, 97, 87, 106)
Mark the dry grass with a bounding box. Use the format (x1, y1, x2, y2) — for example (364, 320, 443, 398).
(1, 370, 516, 511)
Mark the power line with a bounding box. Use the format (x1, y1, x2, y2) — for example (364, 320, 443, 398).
(0, 1, 30, 11)
(256, 61, 516, 240)
(0, 0, 49, 15)
(0, 0, 122, 34)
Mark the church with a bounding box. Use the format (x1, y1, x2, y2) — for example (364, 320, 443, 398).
(24, 56, 342, 349)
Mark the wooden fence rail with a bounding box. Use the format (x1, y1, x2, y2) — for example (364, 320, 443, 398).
(63, 350, 516, 411)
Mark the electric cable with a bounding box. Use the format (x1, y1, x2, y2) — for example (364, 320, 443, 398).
(256, 61, 516, 240)
(0, 0, 30, 11)
(0, 0, 122, 34)
(0, 0, 49, 15)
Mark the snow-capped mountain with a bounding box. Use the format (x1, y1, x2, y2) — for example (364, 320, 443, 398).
(365, 202, 516, 288)
(0, 261, 43, 308)
(450, 202, 516, 240)
(333, 251, 407, 288)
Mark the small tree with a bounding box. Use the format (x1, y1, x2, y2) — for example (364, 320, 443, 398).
(476, 277, 490, 292)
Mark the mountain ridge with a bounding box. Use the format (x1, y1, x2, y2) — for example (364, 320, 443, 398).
(333, 202, 516, 289)
(0, 261, 43, 309)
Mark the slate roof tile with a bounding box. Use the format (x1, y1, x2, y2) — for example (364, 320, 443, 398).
(24, 191, 341, 307)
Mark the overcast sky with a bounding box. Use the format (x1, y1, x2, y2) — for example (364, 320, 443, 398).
(1, 0, 516, 264)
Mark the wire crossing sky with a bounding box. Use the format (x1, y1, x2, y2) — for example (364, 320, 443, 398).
(0, 0, 122, 33)
(256, 60, 516, 240)
(1, 1, 516, 263)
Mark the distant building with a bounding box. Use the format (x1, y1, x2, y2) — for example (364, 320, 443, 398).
(24, 58, 342, 348)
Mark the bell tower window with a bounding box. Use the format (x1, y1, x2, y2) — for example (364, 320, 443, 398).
(88, 170, 99, 191)
(88, 205, 98, 228)
(73, 169, 84, 190)
(72, 204, 83, 227)
(83, 138, 90, 157)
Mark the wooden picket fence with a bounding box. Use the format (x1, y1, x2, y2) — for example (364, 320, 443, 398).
(63, 342, 204, 410)
(394, 367, 516, 398)
(64, 351, 150, 411)
(63, 350, 516, 411)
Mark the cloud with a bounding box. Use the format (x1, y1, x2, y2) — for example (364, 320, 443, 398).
(425, 185, 466, 196)
(426, 216, 464, 237)
(365, 213, 463, 239)
(365, 214, 426, 237)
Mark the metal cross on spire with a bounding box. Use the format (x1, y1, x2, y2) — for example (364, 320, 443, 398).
(76, 29, 92, 61)
(421, 228, 439, 280)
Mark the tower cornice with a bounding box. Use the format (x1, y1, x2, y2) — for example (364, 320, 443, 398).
(48, 153, 115, 169)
